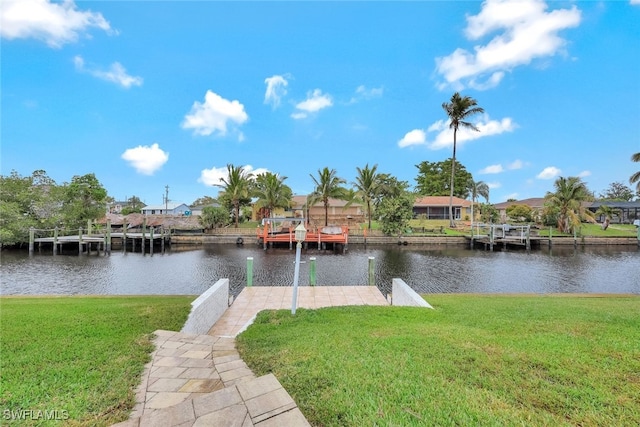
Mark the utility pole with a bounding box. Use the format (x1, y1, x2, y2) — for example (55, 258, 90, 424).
(164, 185, 169, 214)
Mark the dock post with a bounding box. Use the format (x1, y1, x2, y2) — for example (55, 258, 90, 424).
(368, 257, 375, 286)
(309, 257, 316, 286)
(123, 222, 128, 252)
(150, 227, 154, 256)
(489, 225, 494, 252)
(79, 227, 83, 255)
(573, 227, 577, 248)
(526, 225, 531, 252)
(141, 218, 146, 254)
(161, 227, 165, 253)
(247, 257, 253, 287)
(106, 219, 111, 255)
(29, 228, 34, 255)
(53, 227, 58, 255)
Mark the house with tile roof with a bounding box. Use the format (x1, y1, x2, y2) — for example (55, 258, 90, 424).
(492, 198, 546, 223)
(413, 196, 472, 220)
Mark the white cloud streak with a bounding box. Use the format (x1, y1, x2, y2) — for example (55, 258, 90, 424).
(435, 0, 581, 90)
(291, 89, 332, 119)
(578, 170, 591, 178)
(397, 129, 426, 148)
(121, 143, 169, 175)
(349, 85, 384, 103)
(182, 90, 248, 138)
(480, 159, 524, 174)
(264, 75, 289, 108)
(199, 165, 270, 187)
(74, 55, 142, 88)
(480, 164, 504, 174)
(507, 159, 523, 170)
(399, 115, 516, 149)
(0, 0, 113, 48)
(536, 166, 561, 179)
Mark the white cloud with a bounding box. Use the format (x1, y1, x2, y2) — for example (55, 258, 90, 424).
(487, 182, 502, 189)
(507, 159, 523, 170)
(578, 170, 591, 178)
(480, 159, 523, 174)
(536, 166, 561, 179)
(631, 0, 640, 5)
(435, 0, 581, 90)
(121, 143, 168, 175)
(264, 74, 289, 108)
(480, 164, 504, 174)
(504, 192, 519, 201)
(416, 115, 516, 150)
(199, 165, 270, 187)
(0, 0, 113, 48)
(182, 90, 248, 138)
(397, 129, 426, 148)
(349, 85, 384, 103)
(291, 89, 332, 119)
(74, 55, 142, 88)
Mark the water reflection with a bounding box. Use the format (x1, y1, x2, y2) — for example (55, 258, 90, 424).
(0, 245, 638, 297)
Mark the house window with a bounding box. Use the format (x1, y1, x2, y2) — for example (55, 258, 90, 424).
(455, 207, 461, 220)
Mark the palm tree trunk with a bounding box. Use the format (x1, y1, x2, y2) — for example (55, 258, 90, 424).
(234, 203, 239, 229)
(449, 128, 457, 228)
(324, 200, 328, 226)
(367, 200, 372, 230)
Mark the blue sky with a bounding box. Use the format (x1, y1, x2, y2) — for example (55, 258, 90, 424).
(2, 0, 639, 206)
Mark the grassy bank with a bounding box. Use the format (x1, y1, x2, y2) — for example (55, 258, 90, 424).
(0, 296, 193, 426)
(237, 295, 640, 426)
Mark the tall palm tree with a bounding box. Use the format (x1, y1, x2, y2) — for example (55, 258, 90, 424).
(630, 152, 640, 194)
(353, 163, 380, 230)
(545, 176, 593, 234)
(442, 92, 484, 227)
(252, 172, 292, 220)
(216, 164, 253, 228)
(309, 167, 347, 226)
(468, 179, 489, 226)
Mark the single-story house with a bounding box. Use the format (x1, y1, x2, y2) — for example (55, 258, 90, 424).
(141, 202, 191, 216)
(281, 195, 364, 224)
(413, 196, 472, 220)
(587, 201, 640, 224)
(190, 202, 222, 217)
(492, 198, 546, 222)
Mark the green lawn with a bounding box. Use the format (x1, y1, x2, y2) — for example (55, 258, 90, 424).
(538, 223, 638, 238)
(0, 296, 193, 426)
(237, 296, 640, 426)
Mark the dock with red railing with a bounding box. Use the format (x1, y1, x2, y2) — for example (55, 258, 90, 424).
(256, 219, 349, 251)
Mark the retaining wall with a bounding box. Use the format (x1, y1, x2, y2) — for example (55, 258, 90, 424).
(181, 278, 230, 335)
(392, 278, 433, 309)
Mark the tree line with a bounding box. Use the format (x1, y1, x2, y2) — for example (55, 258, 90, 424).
(3, 91, 638, 246)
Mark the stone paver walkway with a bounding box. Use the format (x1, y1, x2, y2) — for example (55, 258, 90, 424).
(210, 286, 390, 337)
(113, 286, 389, 426)
(112, 330, 309, 427)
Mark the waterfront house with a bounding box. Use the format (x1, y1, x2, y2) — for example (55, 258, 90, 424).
(587, 200, 640, 224)
(492, 198, 546, 223)
(141, 202, 191, 216)
(413, 196, 472, 221)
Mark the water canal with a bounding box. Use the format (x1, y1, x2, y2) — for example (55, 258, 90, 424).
(1, 245, 638, 297)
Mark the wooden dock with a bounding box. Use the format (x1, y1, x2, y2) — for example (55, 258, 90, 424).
(256, 221, 348, 251)
(31, 229, 169, 255)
